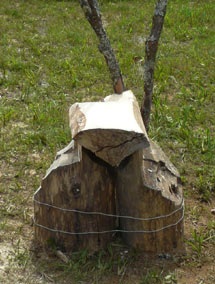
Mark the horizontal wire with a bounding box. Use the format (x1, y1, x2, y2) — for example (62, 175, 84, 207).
(33, 198, 184, 221)
(34, 206, 184, 235)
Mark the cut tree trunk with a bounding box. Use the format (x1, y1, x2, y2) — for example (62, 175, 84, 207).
(69, 90, 149, 167)
(34, 140, 116, 252)
(116, 139, 184, 254)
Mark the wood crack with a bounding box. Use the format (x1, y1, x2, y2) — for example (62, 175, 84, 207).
(95, 134, 143, 154)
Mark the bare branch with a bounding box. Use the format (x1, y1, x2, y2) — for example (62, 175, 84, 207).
(79, 0, 125, 94)
(141, 0, 168, 132)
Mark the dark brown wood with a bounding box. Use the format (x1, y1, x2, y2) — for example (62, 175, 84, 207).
(116, 139, 184, 254)
(34, 141, 116, 252)
(141, 0, 168, 132)
(79, 0, 125, 94)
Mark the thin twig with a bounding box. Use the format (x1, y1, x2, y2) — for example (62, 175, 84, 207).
(141, 0, 168, 132)
(79, 0, 125, 94)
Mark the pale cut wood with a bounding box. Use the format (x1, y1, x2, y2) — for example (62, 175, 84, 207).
(34, 140, 116, 252)
(69, 90, 149, 167)
(116, 139, 184, 254)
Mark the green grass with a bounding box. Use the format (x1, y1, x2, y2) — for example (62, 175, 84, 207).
(0, 0, 215, 283)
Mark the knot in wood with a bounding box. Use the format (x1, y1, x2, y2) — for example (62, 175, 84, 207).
(72, 183, 81, 197)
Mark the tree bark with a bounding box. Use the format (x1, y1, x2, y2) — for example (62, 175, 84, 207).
(141, 0, 168, 132)
(34, 141, 116, 252)
(79, 0, 125, 94)
(69, 90, 149, 167)
(116, 139, 184, 254)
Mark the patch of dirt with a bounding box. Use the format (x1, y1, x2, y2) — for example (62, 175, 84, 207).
(0, 242, 12, 276)
(177, 263, 215, 284)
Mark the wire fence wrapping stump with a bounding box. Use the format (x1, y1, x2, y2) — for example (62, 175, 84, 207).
(33, 197, 184, 235)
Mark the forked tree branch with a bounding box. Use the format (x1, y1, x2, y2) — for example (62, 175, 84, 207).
(79, 0, 125, 94)
(141, 0, 168, 132)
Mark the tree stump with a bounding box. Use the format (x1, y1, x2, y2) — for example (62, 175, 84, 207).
(34, 141, 116, 252)
(34, 90, 184, 255)
(116, 140, 184, 254)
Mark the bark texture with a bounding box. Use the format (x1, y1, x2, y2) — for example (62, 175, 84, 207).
(141, 0, 168, 132)
(79, 0, 125, 94)
(34, 141, 116, 252)
(116, 139, 184, 253)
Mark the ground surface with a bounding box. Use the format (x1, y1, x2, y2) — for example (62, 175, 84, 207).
(0, 0, 215, 283)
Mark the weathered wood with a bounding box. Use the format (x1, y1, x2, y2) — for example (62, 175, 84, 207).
(116, 139, 184, 254)
(34, 140, 116, 252)
(69, 90, 149, 167)
(79, 0, 125, 94)
(141, 0, 168, 131)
